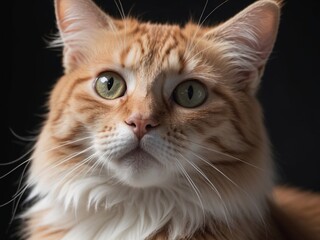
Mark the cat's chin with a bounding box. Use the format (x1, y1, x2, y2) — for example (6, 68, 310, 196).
(120, 148, 157, 167)
(111, 148, 171, 188)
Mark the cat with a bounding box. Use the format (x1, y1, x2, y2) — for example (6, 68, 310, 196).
(21, 0, 320, 239)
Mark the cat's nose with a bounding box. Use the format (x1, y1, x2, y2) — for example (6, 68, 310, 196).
(125, 114, 159, 140)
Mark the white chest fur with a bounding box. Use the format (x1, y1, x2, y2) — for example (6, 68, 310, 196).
(27, 174, 267, 240)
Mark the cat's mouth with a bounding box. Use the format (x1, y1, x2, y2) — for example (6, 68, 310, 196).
(113, 146, 169, 188)
(119, 147, 159, 168)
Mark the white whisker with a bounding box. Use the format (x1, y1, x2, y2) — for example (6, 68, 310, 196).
(10, 163, 29, 224)
(55, 153, 97, 188)
(178, 152, 222, 199)
(178, 151, 231, 232)
(0, 159, 32, 180)
(0, 147, 34, 167)
(174, 157, 205, 218)
(94, 149, 115, 176)
(0, 146, 95, 210)
(1, 136, 91, 168)
(20, 146, 95, 202)
(0, 137, 93, 213)
(200, 0, 229, 28)
(113, 0, 127, 50)
(184, 138, 264, 171)
(190, 150, 267, 229)
(9, 128, 37, 142)
(187, 0, 208, 52)
(80, 150, 110, 179)
(185, 0, 229, 62)
(0, 185, 28, 208)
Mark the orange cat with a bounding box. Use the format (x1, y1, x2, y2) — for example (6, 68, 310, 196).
(22, 0, 319, 239)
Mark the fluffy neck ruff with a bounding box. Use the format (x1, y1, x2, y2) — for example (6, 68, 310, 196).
(26, 168, 271, 240)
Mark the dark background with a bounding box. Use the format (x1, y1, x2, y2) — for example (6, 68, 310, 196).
(6, 0, 320, 239)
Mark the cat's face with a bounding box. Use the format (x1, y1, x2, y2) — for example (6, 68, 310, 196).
(37, 0, 279, 190)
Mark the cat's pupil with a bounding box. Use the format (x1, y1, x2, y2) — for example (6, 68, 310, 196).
(187, 85, 193, 100)
(107, 77, 114, 90)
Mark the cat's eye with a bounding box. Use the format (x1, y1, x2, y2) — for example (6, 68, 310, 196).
(94, 72, 126, 100)
(173, 80, 207, 108)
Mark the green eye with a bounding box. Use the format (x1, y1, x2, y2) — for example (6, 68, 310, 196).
(94, 72, 126, 100)
(173, 80, 207, 108)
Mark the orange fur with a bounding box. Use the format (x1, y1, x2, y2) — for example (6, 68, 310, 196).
(272, 187, 320, 240)
(23, 0, 320, 239)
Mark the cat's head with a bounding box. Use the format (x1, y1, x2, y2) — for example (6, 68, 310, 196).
(35, 0, 280, 192)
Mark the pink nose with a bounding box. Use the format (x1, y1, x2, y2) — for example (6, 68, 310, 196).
(125, 114, 159, 139)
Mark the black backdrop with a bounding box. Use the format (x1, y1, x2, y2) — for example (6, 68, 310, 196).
(6, 0, 320, 239)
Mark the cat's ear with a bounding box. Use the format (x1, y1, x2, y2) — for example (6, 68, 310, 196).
(205, 0, 281, 94)
(54, 0, 117, 72)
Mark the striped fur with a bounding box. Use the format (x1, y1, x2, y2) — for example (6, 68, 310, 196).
(22, 0, 319, 239)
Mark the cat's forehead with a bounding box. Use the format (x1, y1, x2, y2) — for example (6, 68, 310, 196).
(87, 21, 215, 97)
(117, 22, 188, 75)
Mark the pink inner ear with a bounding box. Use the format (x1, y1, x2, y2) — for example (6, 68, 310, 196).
(54, 0, 116, 72)
(212, 1, 280, 61)
(254, 6, 280, 59)
(55, 0, 82, 33)
(201, 1, 280, 94)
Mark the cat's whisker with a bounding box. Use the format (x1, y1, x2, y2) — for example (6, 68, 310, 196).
(174, 158, 205, 220)
(98, 2, 124, 51)
(16, 160, 30, 198)
(86, 157, 101, 176)
(9, 128, 38, 142)
(82, 153, 106, 178)
(178, 152, 231, 227)
(194, 0, 209, 36)
(1, 185, 30, 230)
(113, 0, 127, 50)
(186, 0, 208, 55)
(183, 138, 264, 171)
(1, 147, 95, 210)
(2, 133, 36, 173)
(119, 0, 128, 50)
(56, 153, 98, 189)
(36, 145, 94, 176)
(46, 136, 93, 150)
(31, 136, 92, 163)
(190, 151, 237, 187)
(189, 150, 267, 229)
(25, 146, 95, 195)
(66, 156, 97, 190)
(46, 153, 98, 211)
(200, 0, 229, 28)
(79, 144, 114, 178)
(0, 146, 34, 166)
(0, 160, 30, 223)
(186, 0, 229, 59)
(178, 152, 222, 200)
(12, 159, 32, 221)
(177, 151, 232, 232)
(10, 162, 30, 224)
(0, 184, 28, 208)
(98, 159, 106, 177)
(95, 150, 115, 177)
(0, 158, 32, 180)
(3, 136, 91, 167)
(114, 0, 126, 23)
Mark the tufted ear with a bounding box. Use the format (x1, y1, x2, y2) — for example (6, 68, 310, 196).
(205, 0, 281, 94)
(54, 0, 117, 72)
